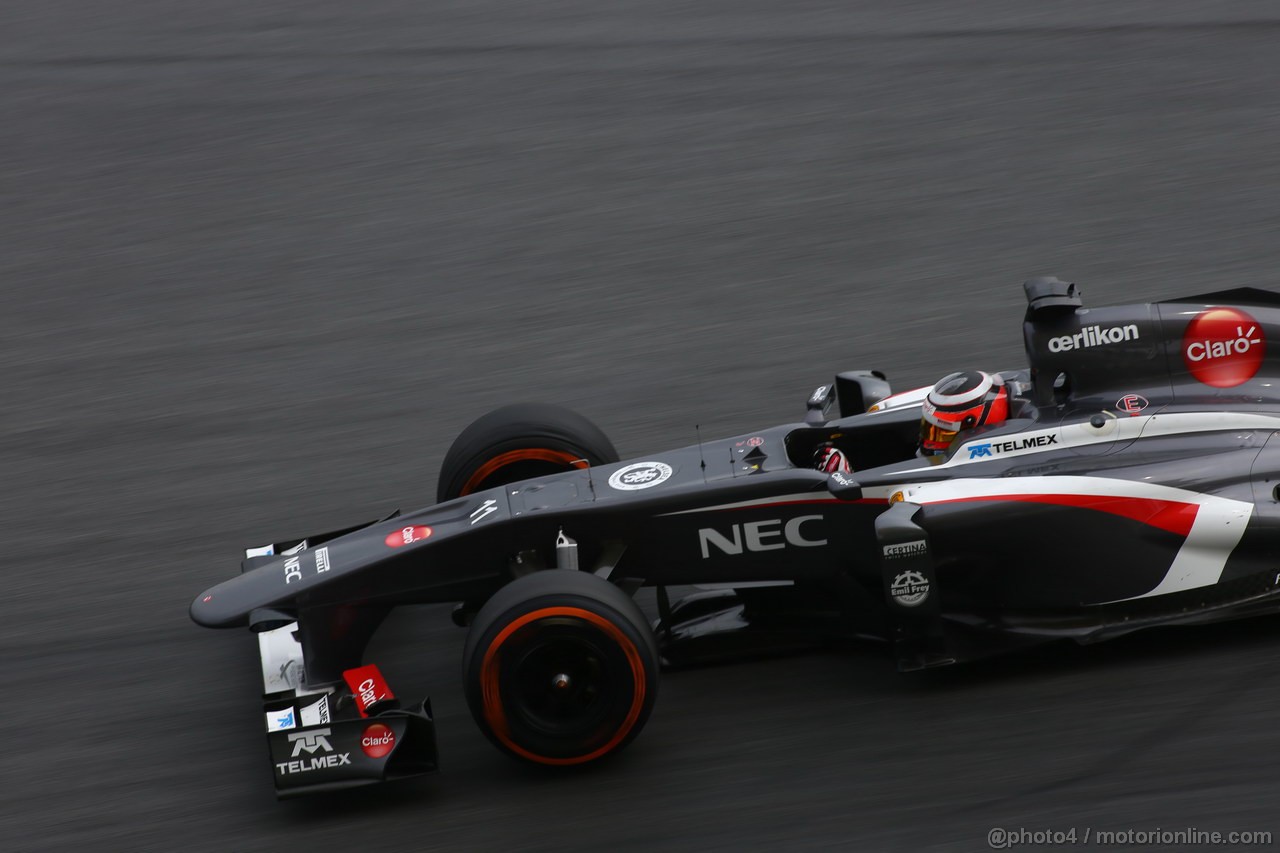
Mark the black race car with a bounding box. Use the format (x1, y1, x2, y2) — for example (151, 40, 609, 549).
(191, 277, 1280, 797)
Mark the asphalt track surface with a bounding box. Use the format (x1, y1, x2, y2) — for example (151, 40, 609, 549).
(7, 2, 1280, 850)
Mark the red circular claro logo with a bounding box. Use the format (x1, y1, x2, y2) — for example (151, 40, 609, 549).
(361, 723, 396, 759)
(384, 525, 432, 548)
(1182, 307, 1265, 388)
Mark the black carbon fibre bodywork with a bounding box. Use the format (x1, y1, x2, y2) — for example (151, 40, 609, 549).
(193, 280, 1280, 790)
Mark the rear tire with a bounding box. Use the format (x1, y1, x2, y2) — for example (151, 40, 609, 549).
(437, 403, 619, 502)
(462, 570, 660, 765)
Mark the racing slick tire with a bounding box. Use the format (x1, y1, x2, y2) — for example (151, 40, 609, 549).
(462, 570, 660, 766)
(437, 403, 620, 502)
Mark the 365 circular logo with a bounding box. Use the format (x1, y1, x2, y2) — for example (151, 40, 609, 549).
(385, 525, 432, 548)
(607, 461, 673, 491)
(1182, 307, 1265, 388)
(361, 723, 396, 759)
(890, 570, 930, 607)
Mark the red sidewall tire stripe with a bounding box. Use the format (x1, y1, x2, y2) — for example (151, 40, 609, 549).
(480, 606, 647, 765)
(460, 448, 588, 497)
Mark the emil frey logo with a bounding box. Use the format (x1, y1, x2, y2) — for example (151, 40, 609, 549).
(890, 570, 931, 606)
(966, 434, 1058, 459)
(1182, 307, 1266, 388)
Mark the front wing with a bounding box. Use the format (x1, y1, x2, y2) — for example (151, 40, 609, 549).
(252, 544, 439, 797)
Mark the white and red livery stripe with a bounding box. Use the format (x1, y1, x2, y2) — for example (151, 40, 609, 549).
(893, 476, 1253, 602)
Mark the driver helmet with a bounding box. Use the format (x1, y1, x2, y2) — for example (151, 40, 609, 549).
(919, 370, 1009, 456)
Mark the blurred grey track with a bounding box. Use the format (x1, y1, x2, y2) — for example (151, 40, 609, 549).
(5, 1, 1280, 850)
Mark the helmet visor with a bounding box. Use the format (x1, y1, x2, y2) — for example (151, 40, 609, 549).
(919, 420, 960, 454)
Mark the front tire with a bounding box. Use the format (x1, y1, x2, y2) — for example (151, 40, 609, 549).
(437, 403, 619, 502)
(462, 570, 660, 765)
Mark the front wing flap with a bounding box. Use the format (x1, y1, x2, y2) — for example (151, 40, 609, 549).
(266, 696, 438, 798)
(258, 619, 439, 797)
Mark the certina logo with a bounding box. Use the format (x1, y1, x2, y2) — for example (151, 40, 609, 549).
(1047, 324, 1140, 353)
(890, 570, 930, 606)
(698, 515, 826, 559)
(361, 723, 396, 759)
(1182, 307, 1265, 388)
(966, 434, 1058, 459)
(608, 462, 673, 491)
(882, 540, 927, 560)
(288, 728, 333, 757)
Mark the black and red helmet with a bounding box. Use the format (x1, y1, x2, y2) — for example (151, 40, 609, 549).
(919, 370, 1009, 455)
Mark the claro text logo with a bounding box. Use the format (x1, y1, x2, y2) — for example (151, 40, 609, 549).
(1182, 307, 1265, 388)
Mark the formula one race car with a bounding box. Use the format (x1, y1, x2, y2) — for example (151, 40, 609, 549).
(192, 278, 1280, 797)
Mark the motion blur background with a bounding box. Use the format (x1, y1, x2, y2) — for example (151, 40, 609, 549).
(6, 1, 1280, 850)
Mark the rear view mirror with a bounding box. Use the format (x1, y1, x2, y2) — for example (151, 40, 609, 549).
(825, 471, 863, 501)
